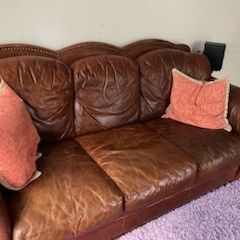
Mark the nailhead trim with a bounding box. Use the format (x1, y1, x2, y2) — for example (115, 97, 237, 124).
(0, 41, 189, 60)
(0, 45, 125, 58)
(0, 46, 55, 56)
(57, 44, 123, 57)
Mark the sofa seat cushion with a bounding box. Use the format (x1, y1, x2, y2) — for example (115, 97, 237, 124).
(144, 118, 240, 180)
(5, 140, 123, 240)
(76, 123, 197, 212)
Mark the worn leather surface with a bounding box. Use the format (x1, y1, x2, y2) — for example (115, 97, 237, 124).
(228, 84, 240, 134)
(0, 56, 74, 141)
(1, 38, 240, 240)
(5, 140, 123, 240)
(145, 118, 240, 179)
(4, 165, 238, 240)
(123, 39, 190, 59)
(0, 192, 11, 240)
(76, 123, 197, 212)
(137, 49, 211, 120)
(79, 165, 238, 240)
(0, 39, 190, 65)
(72, 55, 140, 135)
(58, 42, 125, 65)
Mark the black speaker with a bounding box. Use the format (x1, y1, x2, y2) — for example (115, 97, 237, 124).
(203, 42, 226, 71)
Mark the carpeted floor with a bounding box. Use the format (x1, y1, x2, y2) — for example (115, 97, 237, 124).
(119, 180, 240, 240)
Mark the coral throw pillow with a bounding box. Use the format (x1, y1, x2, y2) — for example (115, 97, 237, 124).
(163, 68, 232, 131)
(0, 80, 41, 190)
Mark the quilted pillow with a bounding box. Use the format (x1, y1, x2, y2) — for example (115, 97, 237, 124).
(0, 80, 41, 190)
(163, 68, 232, 131)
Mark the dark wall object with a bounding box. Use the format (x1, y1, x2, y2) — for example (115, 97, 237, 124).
(203, 42, 226, 71)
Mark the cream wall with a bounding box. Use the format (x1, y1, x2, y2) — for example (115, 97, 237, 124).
(0, 0, 240, 85)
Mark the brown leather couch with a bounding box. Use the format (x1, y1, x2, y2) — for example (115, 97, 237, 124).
(0, 39, 240, 240)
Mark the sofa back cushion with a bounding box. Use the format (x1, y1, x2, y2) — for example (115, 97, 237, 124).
(72, 55, 140, 135)
(0, 56, 74, 141)
(137, 49, 211, 121)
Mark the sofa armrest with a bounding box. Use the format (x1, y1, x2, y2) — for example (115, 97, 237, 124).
(228, 85, 240, 134)
(0, 191, 11, 240)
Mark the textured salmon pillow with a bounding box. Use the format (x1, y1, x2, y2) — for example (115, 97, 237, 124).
(0, 80, 41, 190)
(163, 68, 231, 131)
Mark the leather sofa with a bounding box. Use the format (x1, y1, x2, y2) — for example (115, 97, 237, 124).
(0, 39, 240, 240)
